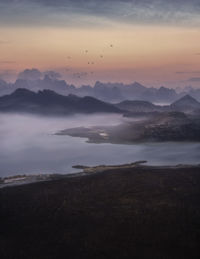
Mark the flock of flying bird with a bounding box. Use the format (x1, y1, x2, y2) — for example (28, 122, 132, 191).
(66, 44, 114, 79)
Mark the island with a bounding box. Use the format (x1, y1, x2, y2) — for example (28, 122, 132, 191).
(56, 111, 200, 144)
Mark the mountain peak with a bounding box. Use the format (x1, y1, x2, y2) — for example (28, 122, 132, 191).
(132, 81, 145, 88)
(38, 89, 61, 96)
(182, 94, 197, 101)
(12, 88, 36, 96)
(171, 94, 200, 112)
(173, 94, 199, 105)
(0, 88, 122, 115)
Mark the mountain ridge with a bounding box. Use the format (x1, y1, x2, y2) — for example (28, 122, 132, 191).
(115, 94, 200, 114)
(2, 73, 200, 103)
(0, 88, 122, 115)
(0, 89, 200, 116)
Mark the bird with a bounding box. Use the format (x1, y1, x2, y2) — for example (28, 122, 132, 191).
(110, 44, 113, 47)
(100, 55, 103, 58)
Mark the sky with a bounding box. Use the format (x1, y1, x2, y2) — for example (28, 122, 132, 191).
(0, 0, 200, 87)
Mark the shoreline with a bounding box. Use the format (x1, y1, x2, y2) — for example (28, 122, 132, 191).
(1, 161, 200, 189)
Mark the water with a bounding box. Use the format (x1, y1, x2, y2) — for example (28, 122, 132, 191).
(0, 113, 199, 177)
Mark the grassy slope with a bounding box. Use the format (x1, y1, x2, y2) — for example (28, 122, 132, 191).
(0, 166, 200, 259)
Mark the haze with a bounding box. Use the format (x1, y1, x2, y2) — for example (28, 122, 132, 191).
(0, 113, 199, 177)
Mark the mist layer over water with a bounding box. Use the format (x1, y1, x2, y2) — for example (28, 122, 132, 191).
(0, 113, 199, 177)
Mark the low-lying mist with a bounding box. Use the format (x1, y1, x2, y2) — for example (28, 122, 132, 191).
(0, 113, 199, 177)
(0, 113, 124, 176)
(0, 112, 124, 148)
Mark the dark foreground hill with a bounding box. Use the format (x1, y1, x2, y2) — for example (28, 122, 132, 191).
(0, 165, 200, 259)
(0, 88, 121, 115)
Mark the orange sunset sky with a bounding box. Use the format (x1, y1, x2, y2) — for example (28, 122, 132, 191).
(0, 0, 200, 87)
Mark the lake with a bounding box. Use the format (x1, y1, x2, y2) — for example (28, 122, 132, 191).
(0, 113, 199, 177)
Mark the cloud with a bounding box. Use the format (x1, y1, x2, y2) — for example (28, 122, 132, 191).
(176, 71, 200, 74)
(0, 0, 199, 27)
(0, 40, 11, 44)
(0, 61, 16, 64)
(188, 77, 200, 82)
(18, 68, 42, 80)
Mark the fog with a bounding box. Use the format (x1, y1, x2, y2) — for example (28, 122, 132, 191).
(0, 113, 124, 152)
(0, 113, 200, 177)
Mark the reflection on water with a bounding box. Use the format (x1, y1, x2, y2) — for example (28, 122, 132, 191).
(0, 113, 200, 177)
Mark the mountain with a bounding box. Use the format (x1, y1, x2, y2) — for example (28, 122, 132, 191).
(188, 88, 200, 102)
(0, 76, 182, 103)
(116, 95, 200, 115)
(0, 88, 122, 115)
(170, 95, 200, 113)
(115, 100, 162, 113)
(14, 75, 76, 94)
(60, 111, 200, 143)
(1, 69, 200, 104)
(77, 82, 179, 103)
(157, 86, 177, 101)
(93, 81, 123, 102)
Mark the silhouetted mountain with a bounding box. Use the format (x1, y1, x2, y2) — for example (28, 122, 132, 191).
(2, 88, 199, 116)
(0, 88, 122, 115)
(1, 68, 200, 103)
(88, 82, 180, 103)
(93, 81, 123, 102)
(13, 76, 76, 94)
(188, 88, 200, 101)
(122, 82, 147, 99)
(116, 95, 200, 115)
(170, 95, 200, 113)
(157, 86, 177, 101)
(115, 100, 162, 112)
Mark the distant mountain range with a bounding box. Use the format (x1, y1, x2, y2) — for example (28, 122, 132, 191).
(0, 88, 199, 116)
(115, 95, 200, 115)
(1, 74, 200, 103)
